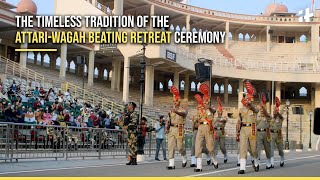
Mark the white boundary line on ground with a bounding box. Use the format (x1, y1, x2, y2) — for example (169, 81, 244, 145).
(0, 161, 161, 175)
(186, 155, 320, 177)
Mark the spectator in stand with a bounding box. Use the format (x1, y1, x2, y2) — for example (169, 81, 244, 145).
(39, 87, 45, 95)
(24, 107, 36, 124)
(42, 108, 52, 125)
(33, 98, 41, 110)
(20, 92, 28, 103)
(33, 87, 40, 97)
(0, 83, 3, 92)
(0, 103, 5, 121)
(48, 88, 55, 102)
(154, 115, 167, 161)
(64, 110, 70, 124)
(104, 115, 111, 128)
(51, 110, 58, 125)
(70, 112, 75, 126)
(64, 89, 71, 101)
(7, 88, 15, 99)
(57, 111, 66, 126)
(15, 106, 23, 123)
(11, 80, 17, 93)
(92, 114, 101, 128)
(35, 109, 43, 124)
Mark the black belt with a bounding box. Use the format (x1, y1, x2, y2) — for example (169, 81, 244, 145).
(271, 130, 279, 133)
(215, 127, 224, 130)
(170, 124, 183, 127)
(257, 129, 267, 132)
(194, 128, 198, 130)
(200, 122, 209, 125)
(241, 123, 252, 127)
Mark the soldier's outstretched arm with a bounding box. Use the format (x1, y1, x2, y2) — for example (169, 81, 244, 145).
(174, 109, 187, 118)
(248, 103, 259, 113)
(209, 106, 216, 114)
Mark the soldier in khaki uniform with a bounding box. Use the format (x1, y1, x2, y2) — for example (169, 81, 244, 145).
(270, 97, 285, 167)
(236, 114, 254, 166)
(214, 97, 228, 163)
(238, 81, 259, 174)
(166, 86, 188, 170)
(193, 90, 218, 172)
(256, 93, 272, 169)
(190, 115, 211, 167)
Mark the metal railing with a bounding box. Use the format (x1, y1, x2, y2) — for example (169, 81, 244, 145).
(0, 56, 47, 86)
(0, 122, 239, 162)
(163, 44, 320, 74)
(61, 82, 157, 126)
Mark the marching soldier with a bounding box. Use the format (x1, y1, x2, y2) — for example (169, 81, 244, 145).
(123, 102, 139, 165)
(256, 92, 272, 169)
(190, 109, 212, 167)
(214, 97, 228, 163)
(270, 97, 285, 167)
(166, 86, 188, 170)
(238, 81, 259, 174)
(193, 83, 219, 172)
(236, 106, 254, 167)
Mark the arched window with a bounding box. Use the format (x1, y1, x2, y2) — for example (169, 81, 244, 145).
(192, 28, 197, 32)
(180, 80, 185, 90)
(228, 84, 232, 94)
(56, 57, 61, 70)
(109, 70, 112, 79)
(229, 32, 233, 40)
(197, 82, 201, 92)
(300, 35, 307, 42)
(103, 69, 108, 80)
(181, 26, 186, 32)
(159, 82, 164, 91)
(43, 54, 50, 66)
(168, 79, 173, 88)
(191, 82, 196, 92)
(70, 61, 75, 72)
(245, 33, 250, 41)
(175, 26, 181, 32)
(220, 84, 224, 94)
(214, 83, 219, 93)
(299, 87, 307, 97)
(94, 67, 98, 78)
(170, 24, 175, 32)
(238, 33, 244, 41)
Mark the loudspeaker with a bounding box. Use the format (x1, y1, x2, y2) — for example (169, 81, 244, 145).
(195, 62, 210, 81)
(314, 108, 320, 135)
(268, 30, 274, 34)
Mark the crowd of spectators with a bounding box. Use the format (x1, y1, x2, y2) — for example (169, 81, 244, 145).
(0, 77, 125, 130)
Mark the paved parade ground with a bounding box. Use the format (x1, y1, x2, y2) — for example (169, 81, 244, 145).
(0, 151, 319, 177)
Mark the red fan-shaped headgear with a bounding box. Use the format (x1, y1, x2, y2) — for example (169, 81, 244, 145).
(170, 86, 180, 102)
(261, 92, 266, 105)
(195, 94, 204, 106)
(275, 97, 281, 108)
(244, 81, 255, 102)
(244, 81, 255, 95)
(241, 98, 248, 107)
(200, 83, 209, 96)
(274, 97, 281, 113)
(217, 97, 223, 112)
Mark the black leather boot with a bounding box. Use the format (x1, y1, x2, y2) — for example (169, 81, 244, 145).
(126, 157, 133, 165)
(132, 158, 137, 165)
